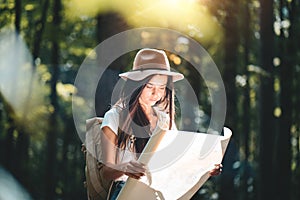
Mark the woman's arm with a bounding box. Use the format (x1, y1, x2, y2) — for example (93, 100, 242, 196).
(100, 126, 146, 181)
(100, 126, 123, 181)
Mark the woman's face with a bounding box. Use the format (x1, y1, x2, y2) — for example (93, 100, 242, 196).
(139, 75, 168, 107)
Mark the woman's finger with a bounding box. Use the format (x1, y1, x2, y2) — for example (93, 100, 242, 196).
(128, 161, 146, 172)
(126, 165, 146, 174)
(209, 164, 223, 176)
(130, 161, 146, 169)
(125, 172, 145, 179)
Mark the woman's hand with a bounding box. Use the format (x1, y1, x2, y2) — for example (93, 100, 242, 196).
(121, 161, 147, 180)
(102, 161, 146, 181)
(209, 163, 223, 176)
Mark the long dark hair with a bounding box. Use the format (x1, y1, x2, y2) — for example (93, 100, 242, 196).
(116, 75, 174, 154)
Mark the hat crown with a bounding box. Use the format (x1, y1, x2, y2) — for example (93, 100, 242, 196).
(133, 49, 170, 71)
(119, 48, 184, 82)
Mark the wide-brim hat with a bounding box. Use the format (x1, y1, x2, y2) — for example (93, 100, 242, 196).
(119, 48, 184, 82)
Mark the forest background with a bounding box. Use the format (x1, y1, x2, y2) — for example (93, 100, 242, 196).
(0, 0, 299, 200)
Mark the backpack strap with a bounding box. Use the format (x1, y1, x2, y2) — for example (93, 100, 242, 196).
(83, 117, 113, 200)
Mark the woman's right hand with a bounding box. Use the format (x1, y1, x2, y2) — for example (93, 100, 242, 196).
(120, 161, 147, 180)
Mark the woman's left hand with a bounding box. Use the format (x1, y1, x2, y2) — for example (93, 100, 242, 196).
(209, 164, 223, 176)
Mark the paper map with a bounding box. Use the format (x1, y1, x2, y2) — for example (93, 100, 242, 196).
(117, 128, 232, 200)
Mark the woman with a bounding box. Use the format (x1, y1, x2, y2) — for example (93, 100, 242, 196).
(99, 48, 222, 199)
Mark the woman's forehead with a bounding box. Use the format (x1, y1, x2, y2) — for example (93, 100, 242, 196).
(148, 75, 168, 86)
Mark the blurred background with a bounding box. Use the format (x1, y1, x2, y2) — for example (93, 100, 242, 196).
(0, 0, 299, 199)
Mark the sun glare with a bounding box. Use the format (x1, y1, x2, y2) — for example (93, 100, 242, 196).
(66, 0, 223, 45)
(115, 0, 222, 45)
(64, 0, 112, 19)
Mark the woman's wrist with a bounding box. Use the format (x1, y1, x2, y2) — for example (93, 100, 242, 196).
(102, 164, 125, 181)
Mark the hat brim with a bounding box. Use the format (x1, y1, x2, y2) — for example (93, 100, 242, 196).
(119, 70, 184, 82)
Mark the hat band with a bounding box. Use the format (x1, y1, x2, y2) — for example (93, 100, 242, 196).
(130, 67, 169, 72)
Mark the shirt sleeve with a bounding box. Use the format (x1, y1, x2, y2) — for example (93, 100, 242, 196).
(100, 108, 119, 135)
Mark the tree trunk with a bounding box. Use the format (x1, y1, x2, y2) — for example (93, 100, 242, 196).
(61, 116, 77, 199)
(222, 1, 239, 133)
(45, 0, 61, 199)
(274, 0, 297, 199)
(13, 0, 31, 189)
(0, 92, 16, 171)
(15, 129, 30, 185)
(32, 0, 50, 64)
(14, 0, 21, 33)
(22, 0, 49, 122)
(290, 4, 300, 200)
(241, 1, 251, 199)
(95, 13, 128, 116)
(275, 39, 292, 200)
(220, 1, 239, 199)
(258, 0, 275, 199)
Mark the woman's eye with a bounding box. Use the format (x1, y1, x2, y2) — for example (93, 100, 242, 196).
(146, 84, 153, 89)
(146, 84, 166, 91)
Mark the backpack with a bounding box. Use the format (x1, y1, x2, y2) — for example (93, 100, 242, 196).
(82, 117, 165, 200)
(82, 117, 113, 200)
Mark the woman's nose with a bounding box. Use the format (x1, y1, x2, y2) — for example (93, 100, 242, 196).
(151, 87, 158, 96)
(152, 87, 157, 95)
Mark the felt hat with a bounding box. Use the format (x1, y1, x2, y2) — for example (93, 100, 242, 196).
(119, 48, 184, 82)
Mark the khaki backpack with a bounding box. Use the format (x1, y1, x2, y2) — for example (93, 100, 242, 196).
(82, 117, 113, 200)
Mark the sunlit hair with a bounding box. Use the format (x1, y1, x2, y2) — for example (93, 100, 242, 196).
(115, 75, 174, 154)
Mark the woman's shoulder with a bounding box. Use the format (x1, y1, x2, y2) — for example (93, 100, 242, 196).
(103, 106, 121, 118)
(101, 106, 121, 134)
